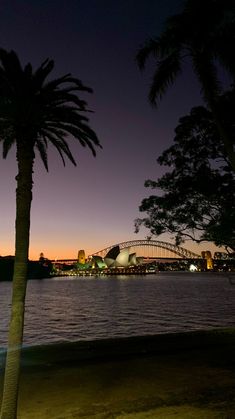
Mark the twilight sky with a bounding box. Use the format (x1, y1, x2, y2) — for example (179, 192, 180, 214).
(0, 0, 220, 260)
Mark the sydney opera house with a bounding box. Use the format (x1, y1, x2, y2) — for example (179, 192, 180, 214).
(91, 246, 143, 269)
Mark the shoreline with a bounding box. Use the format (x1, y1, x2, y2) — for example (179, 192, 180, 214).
(1, 327, 235, 369)
(1, 270, 234, 281)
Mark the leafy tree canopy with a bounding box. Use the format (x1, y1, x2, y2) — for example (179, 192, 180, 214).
(135, 97, 235, 252)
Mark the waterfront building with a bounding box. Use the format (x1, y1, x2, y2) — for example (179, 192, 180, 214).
(201, 251, 213, 270)
(77, 249, 86, 264)
(104, 246, 141, 268)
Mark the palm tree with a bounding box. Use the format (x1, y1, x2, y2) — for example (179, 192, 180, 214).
(0, 49, 101, 419)
(136, 0, 235, 170)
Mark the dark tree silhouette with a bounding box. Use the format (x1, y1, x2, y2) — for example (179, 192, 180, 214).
(135, 103, 235, 252)
(0, 49, 101, 419)
(136, 0, 235, 170)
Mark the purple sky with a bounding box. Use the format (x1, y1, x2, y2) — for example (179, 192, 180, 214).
(0, 0, 220, 259)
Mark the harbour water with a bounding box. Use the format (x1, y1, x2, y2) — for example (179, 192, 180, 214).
(1, 272, 235, 347)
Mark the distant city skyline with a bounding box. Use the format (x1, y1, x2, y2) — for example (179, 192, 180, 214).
(0, 0, 223, 260)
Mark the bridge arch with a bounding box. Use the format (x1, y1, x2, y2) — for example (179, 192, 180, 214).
(91, 239, 200, 259)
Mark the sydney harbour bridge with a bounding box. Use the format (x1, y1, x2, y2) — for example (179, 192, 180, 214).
(52, 240, 201, 265)
(52, 239, 201, 264)
(91, 239, 200, 260)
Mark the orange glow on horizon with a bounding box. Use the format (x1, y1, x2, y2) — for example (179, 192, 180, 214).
(0, 239, 224, 262)
(28, 247, 97, 261)
(0, 243, 97, 261)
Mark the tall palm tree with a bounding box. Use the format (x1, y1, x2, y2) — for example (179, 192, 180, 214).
(136, 0, 235, 170)
(0, 49, 101, 419)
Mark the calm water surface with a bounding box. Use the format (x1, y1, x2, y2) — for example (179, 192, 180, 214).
(1, 272, 235, 347)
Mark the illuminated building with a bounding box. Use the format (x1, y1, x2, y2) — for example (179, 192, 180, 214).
(201, 250, 213, 270)
(104, 246, 141, 268)
(92, 256, 107, 269)
(77, 249, 86, 264)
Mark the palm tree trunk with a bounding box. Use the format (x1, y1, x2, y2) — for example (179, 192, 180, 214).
(0, 144, 34, 419)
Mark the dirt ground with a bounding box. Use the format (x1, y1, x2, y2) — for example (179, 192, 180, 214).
(1, 330, 235, 418)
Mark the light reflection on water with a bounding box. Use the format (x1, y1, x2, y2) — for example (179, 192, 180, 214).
(1, 272, 235, 346)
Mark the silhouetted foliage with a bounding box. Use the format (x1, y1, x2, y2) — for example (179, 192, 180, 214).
(0, 257, 14, 281)
(0, 257, 52, 281)
(135, 101, 235, 252)
(137, 0, 235, 170)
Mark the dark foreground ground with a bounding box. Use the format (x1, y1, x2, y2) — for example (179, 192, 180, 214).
(1, 329, 235, 418)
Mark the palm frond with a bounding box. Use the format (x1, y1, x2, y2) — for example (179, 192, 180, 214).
(136, 38, 161, 70)
(0, 48, 101, 168)
(33, 59, 54, 89)
(149, 51, 181, 106)
(43, 131, 77, 166)
(2, 135, 15, 158)
(192, 53, 221, 103)
(0, 49, 23, 79)
(36, 138, 48, 171)
(214, 36, 235, 81)
(24, 63, 33, 78)
(47, 121, 100, 156)
(50, 91, 89, 110)
(44, 74, 92, 93)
